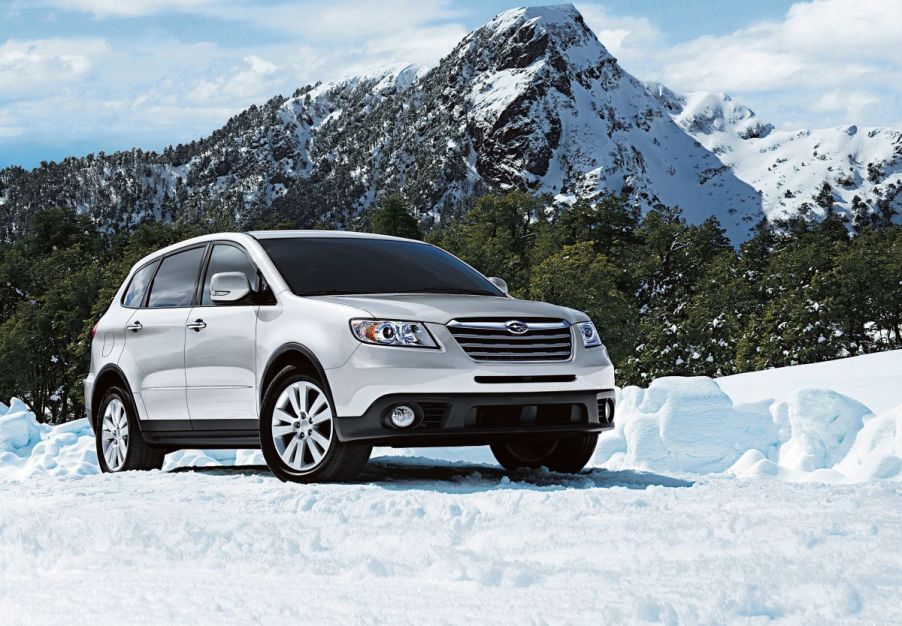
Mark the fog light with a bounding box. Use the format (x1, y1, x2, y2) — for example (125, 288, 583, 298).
(390, 405, 416, 428)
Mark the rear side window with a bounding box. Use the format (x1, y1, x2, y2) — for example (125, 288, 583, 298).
(147, 247, 205, 308)
(201, 244, 257, 305)
(122, 261, 158, 308)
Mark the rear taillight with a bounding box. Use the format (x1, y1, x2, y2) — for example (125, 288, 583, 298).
(91, 322, 99, 340)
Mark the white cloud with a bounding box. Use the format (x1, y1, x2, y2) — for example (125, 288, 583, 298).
(38, 0, 215, 18)
(575, 3, 661, 59)
(0, 38, 109, 97)
(582, 0, 902, 129)
(232, 0, 460, 39)
(778, 0, 902, 60)
(188, 55, 280, 104)
(810, 89, 881, 119)
(0, 1, 469, 157)
(630, 0, 902, 92)
(40, 0, 465, 43)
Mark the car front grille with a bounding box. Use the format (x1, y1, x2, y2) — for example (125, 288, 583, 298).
(447, 318, 573, 362)
(473, 403, 587, 427)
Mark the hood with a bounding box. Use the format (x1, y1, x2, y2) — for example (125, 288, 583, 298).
(310, 294, 586, 325)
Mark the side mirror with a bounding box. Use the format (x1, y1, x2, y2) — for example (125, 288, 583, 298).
(488, 276, 509, 295)
(210, 272, 252, 304)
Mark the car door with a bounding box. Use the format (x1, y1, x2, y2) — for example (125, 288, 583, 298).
(184, 242, 259, 424)
(121, 245, 206, 423)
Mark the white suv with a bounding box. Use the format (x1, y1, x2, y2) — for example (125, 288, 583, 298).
(85, 231, 616, 482)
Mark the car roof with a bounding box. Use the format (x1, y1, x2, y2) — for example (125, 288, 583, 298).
(124, 230, 427, 280)
(246, 230, 419, 242)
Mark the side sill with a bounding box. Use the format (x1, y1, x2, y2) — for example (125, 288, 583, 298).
(140, 419, 260, 449)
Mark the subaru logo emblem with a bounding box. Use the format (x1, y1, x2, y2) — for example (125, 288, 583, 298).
(506, 320, 529, 334)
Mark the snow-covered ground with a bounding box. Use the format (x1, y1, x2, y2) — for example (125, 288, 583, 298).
(716, 350, 902, 414)
(2, 467, 900, 624)
(1, 353, 901, 623)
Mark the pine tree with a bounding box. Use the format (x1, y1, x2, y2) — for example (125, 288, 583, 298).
(528, 242, 635, 363)
(851, 195, 870, 232)
(370, 193, 422, 240)
(815, 181, 834, 213)
(428, 192, 542, 294)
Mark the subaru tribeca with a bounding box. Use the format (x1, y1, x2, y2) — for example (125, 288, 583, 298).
(85, 232, 616, 482)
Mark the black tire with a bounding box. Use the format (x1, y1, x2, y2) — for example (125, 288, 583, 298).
(260, 366, 371, 483)
(95, 385, 165, 473)
(491, 433, 598, 474)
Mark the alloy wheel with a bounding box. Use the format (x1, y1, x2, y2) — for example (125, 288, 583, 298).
(271, 381, 334, 472)
(101, 398, 129, 471)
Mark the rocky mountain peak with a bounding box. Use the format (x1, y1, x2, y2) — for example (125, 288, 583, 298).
(467, 4, 614, 71)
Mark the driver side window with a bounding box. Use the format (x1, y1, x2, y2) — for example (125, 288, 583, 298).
(202, 244, 257, 305)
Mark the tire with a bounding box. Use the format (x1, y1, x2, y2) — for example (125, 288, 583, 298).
(95, 385, 165, 473)
(260, 366, 371, 483)
(491, 433, 598, 474)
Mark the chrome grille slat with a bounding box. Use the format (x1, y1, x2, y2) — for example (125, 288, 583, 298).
(450, 332, 569, 341)
(465, 351, 572, 358)
(448, 318, 573, 362)
(457, 342, 572, 350)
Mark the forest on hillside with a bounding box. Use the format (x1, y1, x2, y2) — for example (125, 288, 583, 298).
(1, 193, 900, 423)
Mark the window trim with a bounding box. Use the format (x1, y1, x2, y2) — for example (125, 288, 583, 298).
(142, 243, 210, 310)
(120, 259, 161, 309)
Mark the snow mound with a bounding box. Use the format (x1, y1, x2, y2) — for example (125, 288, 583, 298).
(0, 398, 43, 453)
(776, 389, 871, 472)
(0, 399, 98, 479)
(594, 376, 902, 483)
(594, 377, 779, 474)
(836, 404, 902, 481)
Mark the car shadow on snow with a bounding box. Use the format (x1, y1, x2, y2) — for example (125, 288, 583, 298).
(360, 457, 694, 492)
(169, 457, 693, 493)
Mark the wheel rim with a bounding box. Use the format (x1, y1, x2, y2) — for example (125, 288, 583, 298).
(271, 381, 334, 472)
(506, 439, 558, 464)
(100, 398, 129, 471)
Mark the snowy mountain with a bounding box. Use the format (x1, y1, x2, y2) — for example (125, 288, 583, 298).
(648, 83, 902, 226)
(0, 5, 899, 241)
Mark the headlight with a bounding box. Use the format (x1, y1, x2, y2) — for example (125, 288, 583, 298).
(350, 319, 438, 348)
(576, 321, 602, 348)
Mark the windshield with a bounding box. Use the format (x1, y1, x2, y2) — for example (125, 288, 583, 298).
(258, 237, 504, 297)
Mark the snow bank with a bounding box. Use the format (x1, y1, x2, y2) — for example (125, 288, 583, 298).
(0, 399, 98, 479)
(836, 404, 902, 481)
(593, 377, 779, 473)
(2, 352, 901, 483)
(777, 389, 871, 472)
(594, 376, 901, 483)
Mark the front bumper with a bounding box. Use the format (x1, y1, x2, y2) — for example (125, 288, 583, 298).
(334, 388, 616, 446)
(325, 321, 616, 418)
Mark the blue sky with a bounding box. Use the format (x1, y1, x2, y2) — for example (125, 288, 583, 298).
(1, 0, 899, 169)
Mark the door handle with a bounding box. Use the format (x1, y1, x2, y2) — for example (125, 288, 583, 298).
(126, 321, 143, 332)
(187, 319, 207, 332)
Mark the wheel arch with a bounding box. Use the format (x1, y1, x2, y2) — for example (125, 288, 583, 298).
(91, 365, 138, 432)
(259, 343, 334, 412)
